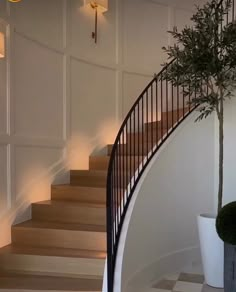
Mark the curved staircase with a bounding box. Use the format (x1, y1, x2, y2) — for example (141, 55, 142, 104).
(0, 106, 187, 291)
(0, 168, 107, 291)
(0, 1, 233, 291)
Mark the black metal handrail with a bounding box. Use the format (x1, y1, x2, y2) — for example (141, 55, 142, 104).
(106, 0, 231, 291)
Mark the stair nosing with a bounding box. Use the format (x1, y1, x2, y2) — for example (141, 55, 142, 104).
(12, 220, 106, 233)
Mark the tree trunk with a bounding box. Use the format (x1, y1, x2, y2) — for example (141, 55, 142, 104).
(218, 95, 224, 214)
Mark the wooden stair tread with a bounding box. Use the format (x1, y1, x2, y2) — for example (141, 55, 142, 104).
(13, 220, 106, 233)
(70, 170, 107, 175)
(51, 185, 106, 203)
(0, 271, 102, 291)
(33, 200, 105, 209)
(52, 184, 106, 191)
(0, 245, 106, 260)
(32, 200, 106, 226)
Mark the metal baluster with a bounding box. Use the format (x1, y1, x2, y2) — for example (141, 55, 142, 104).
(156, 79, 159, 145)
(138, 101, 140, 175)
(129, 116, 132, 194)
(146, 90, 149, 157)
(161, 74, 163, 139)
(122, 132, 125, 213)
(114, 157, 118, 241)
(172, 82, 174, 128)
(117, 144, 121, 225)
(112, 168, 116, 248)
(125, 125, 128, 206)
(151, 83, 154, 152)
(188, 84, 191, 112)
(133, 109, 136, 180)
(166, 79, 169, 133)
(142, 96, 144, 167)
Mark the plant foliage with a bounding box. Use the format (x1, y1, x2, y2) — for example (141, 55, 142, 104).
(216, 201, 236, 244)
(162, 0, 236, 213)
(162, 0, 236, 121)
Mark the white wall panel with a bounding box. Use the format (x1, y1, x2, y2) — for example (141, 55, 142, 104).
(11, 0, 64, 50)
(0, 0, 7, 18)
(13, 34, 64, 140)
(219, 98, 236, 207)
(70, 0, 117, 65)
(0, 145, 8, 214)
(70, 58, 116, 137)
(14, 145, 62, 202)
(122, 72, 151, 116)
(175, 8, 193, 29)
(123, 0, 169, 73)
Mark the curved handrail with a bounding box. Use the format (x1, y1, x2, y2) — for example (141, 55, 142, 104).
(106, 0, 228, 291)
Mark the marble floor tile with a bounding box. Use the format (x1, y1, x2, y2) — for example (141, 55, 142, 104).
(178, 272, 205, 284)
(201, 284, 224, 292)
(151, 272, 224, 292)
(173, 280, 203, 292)
(153, 279, 176, 290)
(165, 273, 180, 281)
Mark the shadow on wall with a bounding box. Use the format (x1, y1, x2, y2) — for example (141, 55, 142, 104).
(67, 118, 119, 169)
(0, 161, 64, 247)
(0, 118, 119, 247)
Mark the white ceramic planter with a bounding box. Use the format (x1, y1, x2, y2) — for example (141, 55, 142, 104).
(197, 214, 224, 288)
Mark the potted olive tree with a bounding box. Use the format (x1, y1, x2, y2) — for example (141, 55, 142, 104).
(162, 0, 236, 288)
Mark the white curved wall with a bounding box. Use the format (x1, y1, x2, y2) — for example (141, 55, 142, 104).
(217, 98, 236, 207)
(120, 112, 215, 292)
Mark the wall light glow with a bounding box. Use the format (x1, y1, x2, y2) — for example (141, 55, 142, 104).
(66, 135, 93, 170)
(0, 32, 5, 58)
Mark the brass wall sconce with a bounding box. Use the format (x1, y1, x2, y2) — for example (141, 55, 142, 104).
(85, 0, 108, 44)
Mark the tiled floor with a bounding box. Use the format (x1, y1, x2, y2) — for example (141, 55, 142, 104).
(152, 272, 224, 292)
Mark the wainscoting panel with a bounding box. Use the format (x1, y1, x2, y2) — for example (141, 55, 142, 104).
(122, 72, 151, 116)
(14, 145, 63, 202)
(13, 33, 64, 140)
(0, 145, 9, 214)
(175, 8, 193, 30)
(11, 0, 64, 50)
(70, 57, 117, 138)
(123, 0, 169, 73)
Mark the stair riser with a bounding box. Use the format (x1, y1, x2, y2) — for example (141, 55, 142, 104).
(89, 156, 143, 171)
(127, 129, 168, 144)
(0, 254, 105, 279)
(51, 186, 106, 204)
(12, 228, 106, 251)
(107, 144, 155, 156)
(145, 108, 189, 131)
(71, 173, 134, 188)
(89, 157, 109, 171)
(32, 204, 106, 226)
(70, 176, 107, 188)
